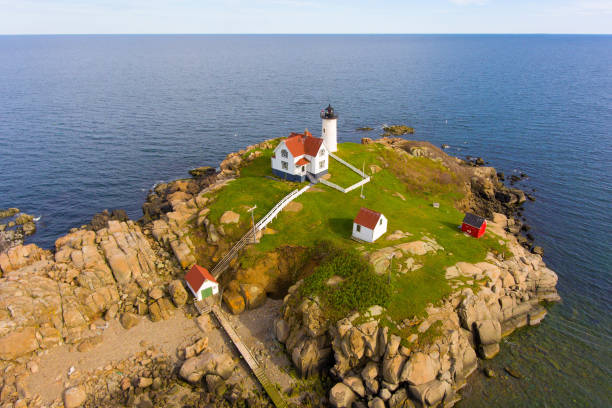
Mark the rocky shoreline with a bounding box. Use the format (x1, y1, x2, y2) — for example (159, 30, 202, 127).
(274, 212, 559, 407)
(0, 135, 559, 408)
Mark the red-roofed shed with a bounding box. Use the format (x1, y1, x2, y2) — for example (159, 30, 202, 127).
(353, 208, 388, 242)
(185, 264, 219, 301)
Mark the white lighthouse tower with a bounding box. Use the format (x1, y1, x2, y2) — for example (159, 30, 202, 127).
(320, 104, 338, 152)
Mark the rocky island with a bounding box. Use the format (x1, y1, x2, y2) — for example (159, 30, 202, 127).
(0, 135, 559, 408)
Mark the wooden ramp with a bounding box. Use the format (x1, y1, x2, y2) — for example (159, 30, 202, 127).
(206, 303, 289, 408)
(210, 184, 311, 279)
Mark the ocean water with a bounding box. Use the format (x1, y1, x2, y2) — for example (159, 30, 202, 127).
(0, 35, 610, 406)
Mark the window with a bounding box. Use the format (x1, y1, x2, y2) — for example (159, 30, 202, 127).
(379, 219, 382, 225)
(281, 149, 288, 158)
(301, 166, 305, 172)
(323, 128, 326, 134)
(320, 148, 326, 156)
(281, 161, 288, 170)
(319, 160, 325, 168)
(356, 225, 361, 232)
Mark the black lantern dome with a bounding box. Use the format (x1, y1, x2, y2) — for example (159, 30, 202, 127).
(320, 104, 338, 119)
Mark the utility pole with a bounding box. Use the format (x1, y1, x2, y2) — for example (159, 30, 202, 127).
(247, 205, 257, 243)
(388, 253, 394, 285)
(360, 161, 366, 199)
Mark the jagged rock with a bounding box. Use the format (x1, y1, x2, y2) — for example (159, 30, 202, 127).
(458, 295, 492, 330)
(0, 208, 19, 218)
(63, 385, 87, 408)
(361, 361, 379, 382)
(168, 280, 188, 306)
(475, 320, 501, 345)
(291, 337, 329, 378)
(189, 166, 215, 178)
(170, 240, 195, 269)
(385, 334, 401, 359)
(138, 377, 153, 388)
(380, 388, 392, 400)
(22, 221, 36, 236)
(343, 376, 366, 398)
(480, 343, 500, 359)
(275, 319, 290, 343)
(206, 374, 226, 395)
(14, 213, 33, 225)
(409, 380, 451, 407)
(179, 351, 235, 383)
(329, 382, 357, 408)
(149, 298, 175, 322)
(240, 283, 266, 310)
(400, 352, 437, 386)
(184, 337, 208, 359)
(104, 304, 118, 321)
(120, 313, 140, 329)
(0, 326, 38, 360)
(149, 287, 164, 300)
(105, 248, 132, 284)
(223, 291, 245, 314)
(388, 388, 412, 408)
(382, 354, 406, 385)
(368, 397, 385, 408)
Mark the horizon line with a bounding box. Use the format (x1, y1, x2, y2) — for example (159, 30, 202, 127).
(1, 33, 611, 36)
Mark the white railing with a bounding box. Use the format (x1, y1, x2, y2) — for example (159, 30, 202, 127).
(344, 177, 371, 193)
(329, 152, 369, 178)
(211, 184, 311, 277)
(256, 184, 311, 231)
(319, 176, 371, 194)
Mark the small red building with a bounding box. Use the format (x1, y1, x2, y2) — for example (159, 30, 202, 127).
(461, 213, 487, 238)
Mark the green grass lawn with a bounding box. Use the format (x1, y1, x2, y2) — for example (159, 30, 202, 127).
(204, 140, 507, 331)
(326, 151, 365, 187)
(203, 145, 302, 241)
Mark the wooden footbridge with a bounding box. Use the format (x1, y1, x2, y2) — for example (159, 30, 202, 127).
(195, 300, 289, 408)
(210, 184, 311, 279)
(198, 183, 317, 407)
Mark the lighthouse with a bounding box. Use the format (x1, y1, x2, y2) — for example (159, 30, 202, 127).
(320, 104, 338, 152)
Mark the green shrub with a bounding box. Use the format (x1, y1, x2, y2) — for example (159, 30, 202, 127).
(300, 241, 391, 322)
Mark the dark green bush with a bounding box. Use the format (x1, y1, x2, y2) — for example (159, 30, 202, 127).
(300, 241, 391, 321)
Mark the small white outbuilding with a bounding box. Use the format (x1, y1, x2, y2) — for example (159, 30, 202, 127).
(352, 207, 388, 242)
(185, 264, 219, 301)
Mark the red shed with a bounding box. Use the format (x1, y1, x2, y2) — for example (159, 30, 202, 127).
(461, 213, 487, 238)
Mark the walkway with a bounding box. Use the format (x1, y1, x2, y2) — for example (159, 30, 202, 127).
(198, 300, 289, 408)
(210, 184, 311, 278)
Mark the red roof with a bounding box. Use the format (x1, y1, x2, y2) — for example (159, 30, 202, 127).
(284, 131, 324, 158)
(296, 157, 310, 166)
(354, 208, 383, 229)
(185, 264, 217, 291)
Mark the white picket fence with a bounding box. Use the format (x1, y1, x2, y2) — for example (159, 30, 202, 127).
(319, 177, 371, 193)
(319, 153, 371, 194)
(329, 152, 369, 178)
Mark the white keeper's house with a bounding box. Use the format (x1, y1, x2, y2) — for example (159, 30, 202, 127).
(271, 105, 339, 182)
(271, 129, 329, 182)
(352, 207, 388, 242)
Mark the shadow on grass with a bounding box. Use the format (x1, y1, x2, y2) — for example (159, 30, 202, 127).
(328, 217, 354, 237)
(441, 221, 462, 233)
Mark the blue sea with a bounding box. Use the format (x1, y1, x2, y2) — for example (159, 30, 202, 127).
(0, 35, 610, 406)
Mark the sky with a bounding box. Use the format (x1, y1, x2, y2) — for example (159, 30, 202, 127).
(0, 0, 611, 35)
